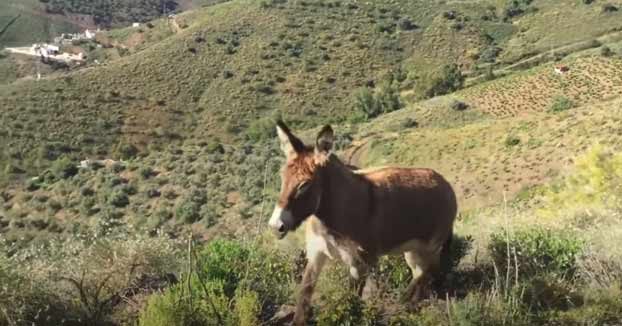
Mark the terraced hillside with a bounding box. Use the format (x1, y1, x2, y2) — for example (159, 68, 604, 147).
(459, 56, 622, 117)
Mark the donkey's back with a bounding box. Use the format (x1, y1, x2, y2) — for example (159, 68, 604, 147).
(358, 167, 457, 254)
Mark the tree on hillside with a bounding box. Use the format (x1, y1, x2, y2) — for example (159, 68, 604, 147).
(354, 78, 403, 120)
(414, 64, 465, 99)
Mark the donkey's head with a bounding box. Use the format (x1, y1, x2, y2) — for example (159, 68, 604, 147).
(269, 120, 334, 239)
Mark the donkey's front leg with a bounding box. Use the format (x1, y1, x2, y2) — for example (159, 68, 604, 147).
(294, 251, 327, 326)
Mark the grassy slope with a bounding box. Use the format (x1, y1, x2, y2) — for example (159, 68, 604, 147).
(500, 0, 622, 63)
(0, 0, 81, 48)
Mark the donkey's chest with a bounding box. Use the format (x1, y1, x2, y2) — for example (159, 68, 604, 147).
(305, 218, 369, 266)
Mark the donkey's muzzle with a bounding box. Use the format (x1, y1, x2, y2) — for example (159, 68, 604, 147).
(269, 205, 291, 239)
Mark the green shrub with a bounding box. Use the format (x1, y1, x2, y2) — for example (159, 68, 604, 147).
(602, 3, 619, 13)
(547, 284, 622, 325)
(355, 87, 380, 118)
(505, 135, 521, 147)
(108, 189, 129, 207)
(0, 253, 76, 326)
(549, 96, 574, 113)
(600, 45, 613, 57)
(450, 292, 531, 326)
(246, 117, 276, 142)
(139, 277, 229, 326)
(115, 143, 139, 160)
(51, 157, 78, 179)
(354, 80, 403, 120)
(140, 239, 293, 325)
(399, 118, 418, 129)
(450, 100, 469, 111)
(139, 166, 156, 179)
(398, 17, 417, 30)
(196, 239, 251, 296)
(489, 228, 584, 278)
(316, 285, 364, 326)
(520, 276, 583, 312)
(376, 255, 411, 292)
(414, 64, 465, 99)
(176, 200, 201, 224)
(234, 289, 261, 326)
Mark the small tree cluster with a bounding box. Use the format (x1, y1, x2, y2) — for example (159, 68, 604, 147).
(354, 79, 403, 120)
(414, 64, 465, 99)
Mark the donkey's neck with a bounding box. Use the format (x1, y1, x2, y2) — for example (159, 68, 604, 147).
(315, 156, 373, 244)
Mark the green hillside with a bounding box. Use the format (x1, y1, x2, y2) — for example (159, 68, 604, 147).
(2, 0, 622, 325)
(0, 0, 81, 48)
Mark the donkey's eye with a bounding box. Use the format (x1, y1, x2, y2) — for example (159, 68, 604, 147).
(295, 181, 311, 198)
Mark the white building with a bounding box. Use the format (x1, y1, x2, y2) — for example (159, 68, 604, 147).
(85, 29, 96, 39)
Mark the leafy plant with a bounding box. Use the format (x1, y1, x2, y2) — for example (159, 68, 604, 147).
(175, 200, 201, 224)
(354, 79, 403, 120)
(51, 156, 78, 179)
(414, 64, 465, 99)
(489, 228, 584, 278)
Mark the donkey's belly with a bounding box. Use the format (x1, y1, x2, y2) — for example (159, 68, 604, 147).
(385, 237, 443, 256)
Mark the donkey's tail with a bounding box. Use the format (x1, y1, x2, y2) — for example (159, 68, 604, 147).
(440, 228, 453, 271)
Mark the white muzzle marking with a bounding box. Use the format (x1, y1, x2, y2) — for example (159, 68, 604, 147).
(269, 205, 292, 232)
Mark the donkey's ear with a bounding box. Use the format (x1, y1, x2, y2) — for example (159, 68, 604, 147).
(315, 125, 334, 155)
(276, 120, 305, 157)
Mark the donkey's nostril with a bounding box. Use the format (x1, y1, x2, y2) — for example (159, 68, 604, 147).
(278, 224, 285, 233)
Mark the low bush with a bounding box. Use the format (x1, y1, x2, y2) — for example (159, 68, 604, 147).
(505, 135, 521, 147)
(414, 64, 465, 99)
(51, 157, 78, 179)
(115, 143, 139, 160)
(354, 79, 403, 120)
(600, 45, 613, 57)
(2, 233, 180, 326)
(108, 189, 129, 207)
(246, 117, 277, 142)
(175, 200, 201, 224)
(139, 166, 156, 179)
(450, 100, 469, 111)
(489, 228, 584, 278)
(139, 239, 293, 325)
(602, 3, 619, 12)
(316, 285, 364, 326)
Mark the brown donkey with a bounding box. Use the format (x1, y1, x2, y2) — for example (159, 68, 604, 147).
(269, 121, 457, 325)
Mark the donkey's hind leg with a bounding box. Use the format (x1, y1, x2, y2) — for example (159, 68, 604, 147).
(403, 248, 441, 305)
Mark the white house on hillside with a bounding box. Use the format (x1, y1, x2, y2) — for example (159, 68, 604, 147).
(85, 29, 96, 39)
